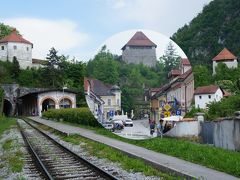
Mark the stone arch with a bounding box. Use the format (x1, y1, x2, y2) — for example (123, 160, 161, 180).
(58, 96, 73, 108)
(40, 97, 57, 112)
(3, 99, 13, 116)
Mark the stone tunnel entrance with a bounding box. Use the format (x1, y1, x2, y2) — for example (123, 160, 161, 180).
(3, 99, 12, 116)
(18, 93, 38, 116)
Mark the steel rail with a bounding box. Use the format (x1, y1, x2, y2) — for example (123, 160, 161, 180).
(20, 118, 118, 180)
(18, 121, 53, 180)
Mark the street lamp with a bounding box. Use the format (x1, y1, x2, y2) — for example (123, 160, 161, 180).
(62, 86, 67, 108)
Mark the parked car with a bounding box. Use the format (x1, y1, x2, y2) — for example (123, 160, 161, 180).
(102, 122, 114, 131)
(124, 119, 133, 127)
(111, 119, 124, 130)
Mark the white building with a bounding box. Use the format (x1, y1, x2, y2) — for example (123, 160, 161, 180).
(0, 28, 45, 68)
(0, 29, 33, 68)
(212, 48, 238, 75)
(194, 85, 224, 109)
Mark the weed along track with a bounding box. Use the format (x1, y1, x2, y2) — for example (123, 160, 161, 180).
(17, 119, 117, 180)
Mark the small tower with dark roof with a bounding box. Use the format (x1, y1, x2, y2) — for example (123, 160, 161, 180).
(0, 28, 33, 68)
(121, 31, 157, 67)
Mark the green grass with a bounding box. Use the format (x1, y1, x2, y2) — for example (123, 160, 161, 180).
(60, 134, 178, 179)
(0, 116, 16, 136)
(0, 117, 24, 173)
(8, 150, 24, 172)
(2, 139, 24, 173)
(2, 139, 13, 150)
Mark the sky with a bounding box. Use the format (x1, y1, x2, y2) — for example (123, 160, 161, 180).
(1, 0, 212, 61)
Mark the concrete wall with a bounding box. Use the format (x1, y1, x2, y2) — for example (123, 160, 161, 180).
(122, 46, 156, 67)
(213, 118, 240, 151)
(165, 120, 200, 137)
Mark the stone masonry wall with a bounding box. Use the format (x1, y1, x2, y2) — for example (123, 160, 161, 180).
(122, 47, 157, 67)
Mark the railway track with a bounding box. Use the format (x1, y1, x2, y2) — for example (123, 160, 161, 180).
(18, 119, 117, 180)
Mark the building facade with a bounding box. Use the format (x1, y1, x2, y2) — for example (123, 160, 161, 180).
(84, 78, 105, 122)
(121, 31, 157, 67)
(84, 78, 121, 120)
(150, 58, 194, 121)
(194, 85, 224, 109)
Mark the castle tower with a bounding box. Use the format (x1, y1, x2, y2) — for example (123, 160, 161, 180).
(0, 28, 33, 68)
(121, 31, 157, 67)
(212, 48, 238, 75)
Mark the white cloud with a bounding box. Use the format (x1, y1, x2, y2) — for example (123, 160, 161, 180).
(114, 0, 212, 36)
(113, 0, 126, 9)
(2, 17, 90, 59)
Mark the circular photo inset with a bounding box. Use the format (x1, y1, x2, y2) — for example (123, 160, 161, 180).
(84, 29, 194, 139)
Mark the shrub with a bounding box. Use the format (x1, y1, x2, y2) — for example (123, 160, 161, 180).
(42, 108, 101, 127)
(184, 107, 205, 118)
(207, 95, 240, 119)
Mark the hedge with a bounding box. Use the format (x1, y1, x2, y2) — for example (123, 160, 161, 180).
(42, 108, 101, 127)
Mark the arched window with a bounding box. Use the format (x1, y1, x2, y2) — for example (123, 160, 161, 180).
(42, 98, 55, 112)
(59, 98, 72, 108)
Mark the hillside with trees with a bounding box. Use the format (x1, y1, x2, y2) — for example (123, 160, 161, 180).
(86, 46, 163, 115)
(172, 0, 240, 68)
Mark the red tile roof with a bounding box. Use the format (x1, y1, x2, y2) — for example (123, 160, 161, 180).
(150, 88, 161, 92)
(121, 31, 157, 50)
(194, 85, 219, 95)
(84, 77, 118, 96)
(212, 48, 236, 61)
(178, 68, 192, 80)
(0, 28, 33, 45)
(170, 69, 181, 76)
(223, 90, 231, 97)
(181, 58, 191, 66)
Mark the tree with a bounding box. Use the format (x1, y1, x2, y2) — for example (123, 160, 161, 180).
(0, 23, 13, 39)
(159, 41, 181, 73)
(42, 47, 62, 87)
(193, 65, 212, 88)
(11, 57, 20, 79)
(87, 46, 119, 84)
(46, 47, 61, 67)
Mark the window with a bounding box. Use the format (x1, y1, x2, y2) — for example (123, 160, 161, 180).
(208, 95, 211, 99)
(108, 99, 111, 106)
(199, 95, 202, 99)
(1, 46, 4, 50)
(117, 99, 120, 106)
(26, 47, 29, 51)
(13, 45, 17, 50)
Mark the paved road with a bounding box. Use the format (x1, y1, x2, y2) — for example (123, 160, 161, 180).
(28, 116, 239, 180)
(114, 119, 157, 139)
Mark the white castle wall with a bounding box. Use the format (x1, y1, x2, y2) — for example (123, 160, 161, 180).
(0, 42, 33, 68)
